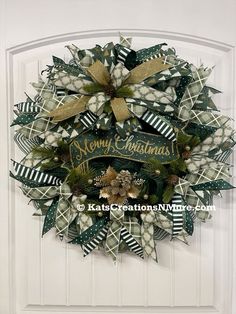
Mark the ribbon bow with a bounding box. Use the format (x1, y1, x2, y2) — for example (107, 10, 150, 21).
(47, 58, 173, 123)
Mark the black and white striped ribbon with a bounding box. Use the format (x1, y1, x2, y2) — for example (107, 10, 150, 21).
(213, 148, 233, 163)
(172, 194, 183, 236)
(14, 133, 43, 154)
(15, 101, 40, 113)
(80, 111, 97, 128)
(170, 194, 184, 236)
(34, 95, 43, 103)
(120, 227, 144, 259)
(141, 110, 176, 141)
(153, 226, 169, 240)
(83, 226, 109, 256)
(68, 224, 79, 240)
(56, 88, 67, 97)
(12, 160, 62, 186)
(117, 46, 133, 65)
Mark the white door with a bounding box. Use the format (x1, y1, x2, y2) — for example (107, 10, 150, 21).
(1, 1, 236, 314)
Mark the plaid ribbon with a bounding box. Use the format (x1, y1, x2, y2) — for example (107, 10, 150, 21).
(105, 209, 124, 260)
(21, 183, 73, 237)
(105, 209, 143, 261)
(119, 34, 132, 48)
(190, 110, 230, 128)
(174, 177, 205, 208)
(184, 124, 234, 173)
(55, 183, 73, 236)
(78, 212, 93, 233)
(178, 65, 212, 121)
(185, 165, 230, 185)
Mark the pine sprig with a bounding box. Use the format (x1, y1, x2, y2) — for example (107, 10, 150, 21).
(83, 83, 103, 94)
(116, 86, 134, 98)
(66, 166, 98, 195)
(32, 146, 55, 159)
(142, 158, 168, 180)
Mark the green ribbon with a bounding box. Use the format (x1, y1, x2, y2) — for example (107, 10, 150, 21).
(71, 129, 179, 167)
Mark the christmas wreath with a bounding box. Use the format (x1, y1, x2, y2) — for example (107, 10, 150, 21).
(11, 35, 235, 262)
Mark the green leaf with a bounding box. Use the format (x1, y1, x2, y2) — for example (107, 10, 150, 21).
(163, 185, 175, 204)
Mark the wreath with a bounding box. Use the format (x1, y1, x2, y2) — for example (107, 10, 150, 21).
(11, 35, 235, 262)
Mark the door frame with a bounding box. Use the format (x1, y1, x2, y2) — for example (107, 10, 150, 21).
(1, 28, 236, 314)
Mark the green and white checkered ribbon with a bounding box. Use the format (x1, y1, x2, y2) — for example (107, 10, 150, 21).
(185, 155, 227, 173)
(191, 124, 235, 155)
(141, 211, 158, 262)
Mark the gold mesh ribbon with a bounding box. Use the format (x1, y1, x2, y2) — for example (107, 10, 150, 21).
(124, 58, 171, 84)
(48, 96, 90, 122)
(86, 60, 110, 86)
(110, 97, 131, 122)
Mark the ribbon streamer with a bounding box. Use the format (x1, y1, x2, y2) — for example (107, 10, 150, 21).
(12, 160, 62, 186)
(105, 209, 143, 261)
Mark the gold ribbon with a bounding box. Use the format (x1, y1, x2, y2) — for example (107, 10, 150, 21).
(86, 60, 110, 86)
(124, 58, 171, 84)
(48, 96, 90, 122)
(110, 97, 131, 122)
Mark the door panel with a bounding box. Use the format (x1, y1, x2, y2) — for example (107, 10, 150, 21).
(0, 2, 236, 314)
